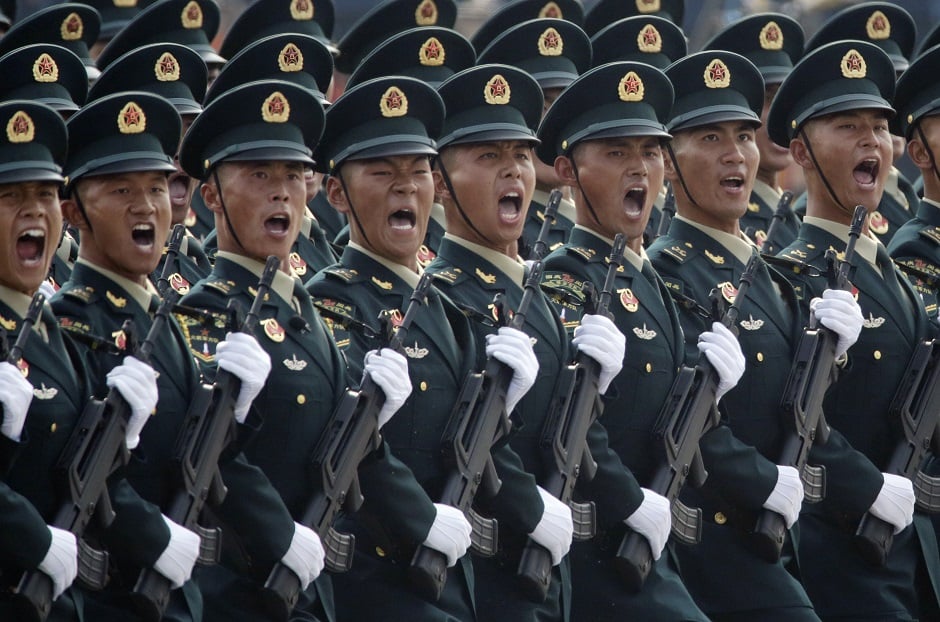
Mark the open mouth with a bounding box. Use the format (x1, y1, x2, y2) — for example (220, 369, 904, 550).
(498, 191, 522, 220)
(168, 173, 191, 207)
(17, 229, 45, 265)
(264, 214, 290, 235)
(389, 209, 416, 230)
(132, 223, 156, 248)
(853, 159, 879, 186)
(623, 187, 647, 217)
(720, 176, 744, 190)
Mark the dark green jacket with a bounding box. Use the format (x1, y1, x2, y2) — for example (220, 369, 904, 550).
(519, 190, 576, 260)
(740, 180, 801, 255)
(887, 198, 940, 320)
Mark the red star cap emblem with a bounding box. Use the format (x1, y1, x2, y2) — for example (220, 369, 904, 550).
(709, 63, 726, 82)
(11, 116, 29, 136)
(36, 56, 55, 76)
(765, 25, 779, 41)
(846, 53, 862, 71)
(623, 74, 641, 94)
(490, 77, 507, 97)
(268, 95, 286, 115)
(159, 55, 177, 75)
(123, 106, 141, 126)
(425, 39, 441, 59)
(385, 90, 403, 110)
(872, 15, 886, 32)
(66, 15, 80, 34)
(283, 47, 300, 65)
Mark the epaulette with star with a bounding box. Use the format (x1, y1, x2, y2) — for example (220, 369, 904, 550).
(322, 266, 362, 283)
(659, 241, 693, 264)
(59, 284, 97, 304)
(564, 245, 597, 262)
(203, 278, 238, 295)
(917, 226, 940, 247)
(776, 239, 824, 265)
(426, 266, 467, 286)
(762, 253, 825, 278)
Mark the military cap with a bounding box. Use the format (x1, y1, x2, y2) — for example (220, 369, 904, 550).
(584, 0, 684, 36)
(347, 27, 475, 90)
(804, 2, 915, 73)
(665, 50, 763, 133)
(221, 0, 336, 59)
(180, 80, 325, 179)
(0, 0, 15, 29)
(0, 101, 67, 184)
(703, 14, 803, 85)
(0, 44, 88, 114)
(315, 76, 443, 174)
(471, 0, 584, 53)
(335, 0, 457, 74)
(0, 4, 101, 82)
(537, 61, 672, 163)
(436, 64, 542, 149)
(767, 41, 895, 148)
(916, 22, 940, 59)
(88, 43, 206, 116)
(82, 0, 150, 40)
(590, 15, 686, 69)
(206, 33, 332, 105)
(477, 18, 591, 90)
(65, 91, 180, 185)
(890, 44, 940, 138)
(96, 0, 223, 71)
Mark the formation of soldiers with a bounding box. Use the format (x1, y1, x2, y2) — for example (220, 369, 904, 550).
(2, 0, 940, 620)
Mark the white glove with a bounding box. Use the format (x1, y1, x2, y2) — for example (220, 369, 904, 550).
(152, 515, 200, 589)
(106, 356, 158, 450)
(37, 280, 57, 300)
(623, 488, 672, 561)
(280, 522, 325, 591)
(38, 526, 77, 601)
(214, 332, 272, 424)
(364, 348, 412, 429)
(423, 503, 472, 567)
(572, 313, 625, 394)
(0, 360, 32, 441)
(869, 473, 915, 535)
(762, 465, 804, 529)
(811, 288, 863, 358)
(485, 326, 538, 413)
(529, 486, 573, 565)
(697, 321, 745, 402)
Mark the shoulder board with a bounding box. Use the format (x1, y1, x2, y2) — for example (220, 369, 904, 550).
(776, 239, 823, 265)
(917, 227, 940, 246)
(762, 253, 823, 277)
(660, 242, 692, 264)
(322, 266, 362, 283)
(60, 284, 96, 303)
(203, 278, 238, 295)
(426, 266, 466, 286)
(565, 246, 597, 262)
(895, 257, 940, 288)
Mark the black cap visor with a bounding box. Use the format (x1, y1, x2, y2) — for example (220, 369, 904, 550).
(668, 106, 761, 132)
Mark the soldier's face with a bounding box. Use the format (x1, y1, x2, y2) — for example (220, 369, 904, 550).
(327, 155, 435, 271)
(65, 172, 170, 286)
(666, 121, 759, 234)
(757, 84, 792, 177)
(204, 161, 306, 269)
(436, 141, 536, 256)
(559, 136, 665, 253)
(535, 88, 564, 188)
(0, 181, 62, 295)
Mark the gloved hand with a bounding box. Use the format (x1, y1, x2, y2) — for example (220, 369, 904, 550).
(623, 488, 672, 560)
(698, 321, 745, 402)
(106, 356, 158, 449)
(214, 332, 272, 423)
(0, 360, 32, 441)
(529, 486, 574, 565)
(364, 348, 412, 429)
(38, 526, 77, 601)
(280, 522, 325, 591)
(153, 515, 200, 589)
(869, 473, 915, 534)
(572, 313, 625, 394)
(485, 326, 538, 413)
(423, 503, 472, 567)
(811, 288, 864, 358)
(762, 465, 804, 529)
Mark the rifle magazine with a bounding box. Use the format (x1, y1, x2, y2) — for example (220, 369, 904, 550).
(570, 500, 595, 541)
(468, 509, 498, 556)
(76, 539, 109, 590)
(323, 527, 355, 573)
(196, 525, 221, 565)
(914, 470, 940, 513)
(801, 464, 826, 503)
(670, 501, 701, 546)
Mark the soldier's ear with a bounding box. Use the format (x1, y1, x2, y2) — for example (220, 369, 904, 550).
(662, 146, 679, 182)
(325, 174, 351, 215)
(200, 178, 222, 214)
(907, 132, 934, 171)
(554, 154, 577, 186)
(789, 136, 814, 171)
(60, 196, 86, 232)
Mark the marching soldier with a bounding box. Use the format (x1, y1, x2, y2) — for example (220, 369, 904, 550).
(469, 0, 584, 53)
(583, 0, 685, 36)
(82, 0, 148, 58)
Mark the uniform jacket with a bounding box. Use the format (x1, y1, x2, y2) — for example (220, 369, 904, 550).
(740, 179, 801, 255)
(887, 197, 940, 320)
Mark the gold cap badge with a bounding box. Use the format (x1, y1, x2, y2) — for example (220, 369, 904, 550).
(539, 1, 562, 18)
(290, 0, 314, 20)
(704, 58, 730, 88)
(538, 27, 563, 57)
(638, 24, 662, 53)
(636, 0, 660, 14)
(380, 86, 408, 117)
(841, 49, 866, 79)
(117, 102, 146, 134)
(278, 43, 304, 72)
(113, 0, 138, 7)
(866, 10, 890, 40)
(7, 111, 35, 144)
(618, 71, 644, 102)
(181, 1, 203, 29)
(60, 13, 83, 41)
(484, 74, 511, 105)
(419, 36, 445, 66)
(759, 21, 783, 51)
(416, 0, 438, 25)
(33, 53, 59, 83)
(155, 52, 180, 81)
(262, 91, 291, 123)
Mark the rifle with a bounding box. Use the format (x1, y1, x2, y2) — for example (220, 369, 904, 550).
(14, 290, 179, 622)
(261, 272, 434, 621)
(128, 255, 280, 621)
(155, 224, 186, 298)
(655, 184, 676, 240)
(751, 204, 865, 562)
(515, 233, 626, 602)
(759, 191, 794, 256)
(408, 190, 562, 602)
(615, 254, 759, 592)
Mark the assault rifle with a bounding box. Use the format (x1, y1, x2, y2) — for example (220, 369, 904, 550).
(758, 191, 794, 256)
(615, 254, 759, 592)
(751, 204, 865, 562)
(15, 291, 178, 621)
(655, 185, 676, 240)
(155, 224, 186, 298)
(408, 190, 562, 601)
(261, 272, 434, 620)
(515, 233, 626, 602)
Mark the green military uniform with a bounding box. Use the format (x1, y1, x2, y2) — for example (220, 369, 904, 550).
(309, 192, 347, 246)
(0, 3, 102, 81)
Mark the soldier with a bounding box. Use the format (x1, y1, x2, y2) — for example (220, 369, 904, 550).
(469, 0, 584, 53)
(81, 0, 149, 58)
(536, 60, 715, 622)
(583, 0, 684, 37)
(177, 79, 412, 621)
(768, 39, 940, 621)
(702, 14, 804, 255)
(646, 50, 862, 622)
